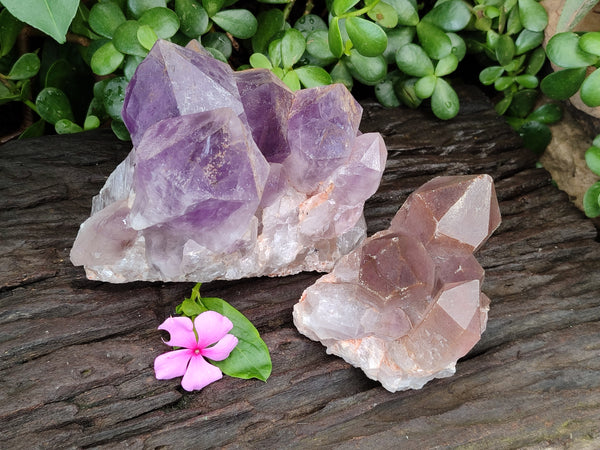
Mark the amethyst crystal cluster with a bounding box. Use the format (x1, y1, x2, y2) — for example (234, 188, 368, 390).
(293, 175, 501, 392)
(70, 40, 387, 282)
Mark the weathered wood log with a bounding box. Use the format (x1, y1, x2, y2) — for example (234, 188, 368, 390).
(1, 86, 599, 448)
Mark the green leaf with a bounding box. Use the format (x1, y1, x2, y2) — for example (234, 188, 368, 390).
(518, 0, 548, 32)
(495, 34, 515, 66)
(515, 73, 538, 88)
(202, 0, 226, 17)
(202, 32, 232, 59)
(518, 120, 551, 154)
(330, 60, 353, 89)
(138, 7, 180, 39)
(128, 0, 167, 18)
(102, 76, 128, 120)
(281, 69, 301, 91)
(175, 0, 209, 38)
(84, 115, 101, 131)
(423, 0, 471, 31)
(374, 71, 402, 107)
(345, 50, 387, 85)
(201, 296, 272, 381)
(585, 146, 600, 176)
(525, 103, 562, 124)
(583, 182, 600, 217)
(367, 2, 399, 28)
(580, 68, 600, 107)
(36, 87, 74, 124)
(435, 54, 458, 77)
(393, 76, 422, 108)
(212, 9, 257, 39)
(306, 30, 337, 64)
(557, 0, 600, 32)
(395, 43, 434, 78)
(579, 32, 600, 57)
(281, 28, 306, 68)
(540, 67, 587, 100)
(383, 26, 415, 64)
(249, 52, 273, 69)
(447, 32, 466, 61)
(328, 17, 344, 58)
(526, 47, 546, 75)
(345, 17, 387, 57)
(268, 38, 283, 68)
(385, 0, 418, 26)
(252, 9, 285, 54)
(546, 32, 598, 68)
(55, 118, 83, 134)
(111, 118, 131, 141)
(480, 66, 505, 85)
(294, 13, 328, 37)
(431, 77, 459, 119)
(113, 21, 149, 57)
(508, 88, 538, 117)
(137, 24, 158, 50)
(295, 65, 332, 87)
(18, 119, 45, 139)
(515, 29, 543, 55)
(89, 1, 126, 39)
(506, 4, 523, 35)
(0, 8, 23, 57)
(91, 41, 125, 76)
(333, 0, 361, 16)
(0, 0, 78, 43)
(415, 74, 437, 99)
(495, 95, 512, 115)
(416, 21, 452, 60)
(7, 53, 40, 80)
(204, 46, 228, 63)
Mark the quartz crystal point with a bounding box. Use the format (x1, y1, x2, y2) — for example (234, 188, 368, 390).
(293, 174, 501, 392)
(70, 40, 387, 282)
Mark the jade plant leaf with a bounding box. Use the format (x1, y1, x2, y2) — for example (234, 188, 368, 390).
(203, 32, 232, 58)
(526, 47, 546, 75)
(422, 0, 471, 32)
(102, 76, 128, 120)
(579, 32, 600, 57)
(137, 24, 158, 50)
(249, 52, 272, 69)
(202, 0, 226, 17)
(367, 2, 399, 28)
(295, 65, 333, 87)
(583, 182, 600, 217)
(540, 67, 587, 100)
(1, 0, 78, 44)
(282, 69, 301, 91)
(138, 7, 180, 39)
(333, 0, 361, 16)
(175, 0, 209, 38)
(479, 66, 505, 85)
(91, 41, 125, 76)
(89, 1, 126, 39)
(495, 34, 515, 66)
(383, 26, 415, 64)
(253, 9, 285, 54)
(394, 76, 422, 108)
(526, 103, 562, 124)
(518, 120, 551, 153)
(36, 87, 74, 124)
(580, 68, 600, 107)
(212, 9, 257, 39)
(447, 32, 466, 61)
(328, 17, 344, 58)
(515, 29, 544, 55)
(128, 0, 167, 18)
(306, 30, 337, 64)
(294, 14, 328, 36)
(431, 77, 459, 119)
(518, 0, 548, 32)
(7, 52, 40, 80)
(508, 88, 538, 117)
(374, 71, 402, 107)
(55, 118, 83, 134)
(330, 60, 353, 89)
(546, 32, 598, 68)
(345, 50, 387, 85)
(417, 21, 452, 60)
(113, 21, 149, 57)
(281, 28, 306, 69)
(585, 146, 600, 176)
(345, 17, 387, 57)
(386, 0, 418, 26)
(415, 74, 437, 99)
(515, 74, 538, 88)
(435, 54, 458, 77)
(395, 43, 434, 78)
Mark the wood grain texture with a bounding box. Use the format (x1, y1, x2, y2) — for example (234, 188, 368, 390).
(1, 86, 599, 449)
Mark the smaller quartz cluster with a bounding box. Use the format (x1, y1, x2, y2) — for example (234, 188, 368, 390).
(293, 175, 501, 392)
(70, 40, 386, 282)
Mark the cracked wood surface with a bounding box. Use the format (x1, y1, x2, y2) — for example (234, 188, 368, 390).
(1, 86, 599, 449)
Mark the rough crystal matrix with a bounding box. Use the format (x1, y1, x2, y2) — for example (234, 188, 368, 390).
(293, 175, 501, 392)
(70, 40, 387, 282)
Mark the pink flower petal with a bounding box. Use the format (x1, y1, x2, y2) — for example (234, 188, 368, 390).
(158, 316, 197, 349)
(193, 311, 234, 348)
(181, 355, 223, 391)
(202, 333, 238, 361)
(154, 348, 193, 380)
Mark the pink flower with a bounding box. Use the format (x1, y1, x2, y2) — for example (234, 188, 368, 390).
(154, 311, 238, 391)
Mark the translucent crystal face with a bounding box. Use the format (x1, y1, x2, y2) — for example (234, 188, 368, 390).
(70, 40, 388, 283)
(293, 174, 501, 392)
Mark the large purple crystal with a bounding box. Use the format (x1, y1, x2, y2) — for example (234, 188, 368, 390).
(293, 175, 501, 392)
(70, 40, 387, 282)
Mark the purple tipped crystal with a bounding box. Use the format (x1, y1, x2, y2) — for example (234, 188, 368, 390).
(71, 40, 387, 283)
